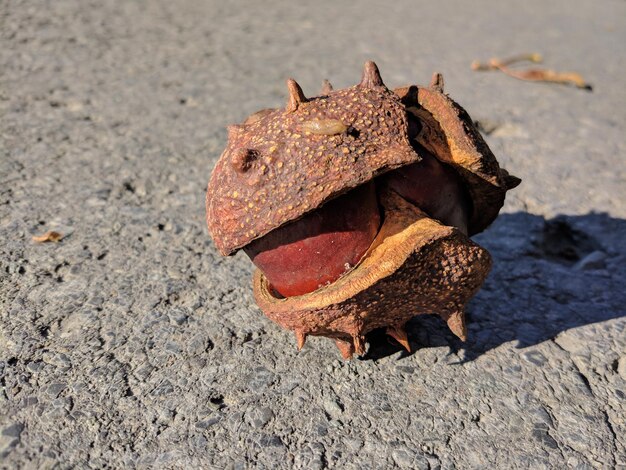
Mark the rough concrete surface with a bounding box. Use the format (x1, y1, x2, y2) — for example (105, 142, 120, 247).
(1, 0, 625, 468)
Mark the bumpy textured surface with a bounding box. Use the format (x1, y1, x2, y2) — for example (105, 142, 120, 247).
(2, 1, 625, 469)
(207, 77, 420, 256)
(254, 190, 491, 358)
(209, 62, 516, 356)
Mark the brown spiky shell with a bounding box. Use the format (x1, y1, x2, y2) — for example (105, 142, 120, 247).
(207, 63, 421, 256)
(205, 62, 520, 358)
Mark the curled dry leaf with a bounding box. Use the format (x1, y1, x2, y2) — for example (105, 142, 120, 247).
(498, 67, 592, 90)
(472, 53, 592, 90)
(32, 231, 63, 243)
(471, 53, 543, 71)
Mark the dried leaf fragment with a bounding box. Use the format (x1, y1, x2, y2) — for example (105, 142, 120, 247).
(471, 52, 592, 90)
(32, 231, 63, 243)
(471, 53, 543, 71)
(498, 67, 592, 90)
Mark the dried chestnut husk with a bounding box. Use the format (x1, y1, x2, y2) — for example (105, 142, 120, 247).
(206, 62, 520, 358)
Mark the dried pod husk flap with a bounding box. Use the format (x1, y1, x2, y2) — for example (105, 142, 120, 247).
(253, 190, 492, 359)
(395, 76, 520, 235)
(207, 74, 421, 256)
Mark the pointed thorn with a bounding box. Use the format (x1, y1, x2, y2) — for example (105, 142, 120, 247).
(321, 79, 334, 94)
(386, 326, 411, 353)
(445, 311, 467, 342)
(352, 335, 366, 356)
(295, 330, 307, 351)
(504, 173, 522, 190)
(359, 61, 384, 88)
(430, 72, 445, 92)
(285, 78, 307, 113)
(505, 174, 522, 190)
(335, 339, 355, 360)
(227, 124, 243, 140)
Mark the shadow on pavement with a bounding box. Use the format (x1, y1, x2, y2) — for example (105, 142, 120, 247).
(363, 211, 626, 362)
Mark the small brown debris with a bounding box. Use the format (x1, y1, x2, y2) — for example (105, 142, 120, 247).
(472, 53, 592, 90)
(32, 231, 63, 243)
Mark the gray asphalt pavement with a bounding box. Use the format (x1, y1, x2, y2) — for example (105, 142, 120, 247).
(1, 0, 625, 468)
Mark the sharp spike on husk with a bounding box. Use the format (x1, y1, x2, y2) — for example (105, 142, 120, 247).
(386, 325, 411, 353)
(295, 330, 307, 351)
(285, 78, 307, 113)
(352, 335, 366, 356)
(504, 172, 522, 190)
(335, 339, 355, 360)
(359, 61, 384, 88)
(227, 124, 243, 140)
(321, 79, 333, 94)
(445, 311, 467, 342)
(430, 72, 445, 92)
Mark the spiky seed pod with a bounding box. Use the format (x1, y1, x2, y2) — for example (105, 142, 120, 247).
(206, 61, 519, 359)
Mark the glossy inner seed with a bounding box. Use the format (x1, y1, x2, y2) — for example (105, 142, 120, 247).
(382, 146, 470, 235)
(244, 182, 380, 298)
(244, 154, 469, 298)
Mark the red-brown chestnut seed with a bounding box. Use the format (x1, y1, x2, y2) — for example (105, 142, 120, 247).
(383, 148, 470, 234)
(243, 182, 380, 297)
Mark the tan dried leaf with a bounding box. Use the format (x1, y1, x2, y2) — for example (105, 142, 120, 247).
(499, 67, 592, 89)
(471, 53, 591, 90)
(471, 53, 543, 71)
(32, 231, 63, 243)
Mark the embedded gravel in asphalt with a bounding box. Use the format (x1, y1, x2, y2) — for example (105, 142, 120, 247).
(1, 1, 625, 468)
